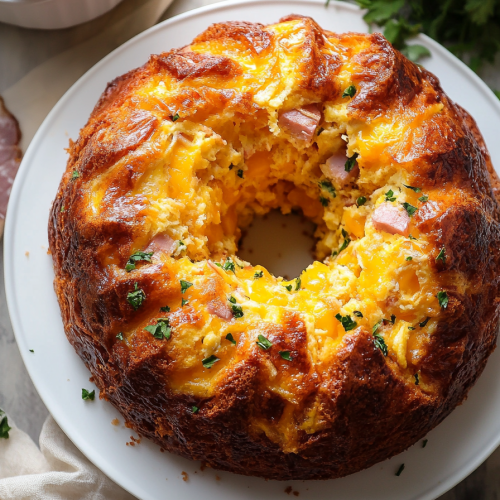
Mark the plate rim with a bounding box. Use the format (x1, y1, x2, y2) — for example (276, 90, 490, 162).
(5, 1, 500, 499)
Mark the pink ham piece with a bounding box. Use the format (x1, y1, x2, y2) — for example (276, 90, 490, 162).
(207, 299, 233, 321)
(372, 203, 410, 237)
(321, 153, 359, 188)
(0, 97, 22, 236)
(278, 104, 321, 143)
(145, 233, 177, 255)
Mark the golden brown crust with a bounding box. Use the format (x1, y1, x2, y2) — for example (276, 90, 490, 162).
(48, 17, 500, 480)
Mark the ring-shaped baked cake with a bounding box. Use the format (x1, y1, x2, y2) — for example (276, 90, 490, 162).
(49, 15, 500, 480)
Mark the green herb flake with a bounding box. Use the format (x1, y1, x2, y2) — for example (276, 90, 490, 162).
(171, 113, 180, 122)
(180, 279, 193, 294)
(356, 196, 367, 207)
(295, 277, 302, 291)
(414, 373, 420, 385)
(319, 180, 336, 198)
(226, 333, 236, 345)
(418, 194, 429, 202)
(437, 291, 449, 309)
(125, 251, 153, 272)
(60, 205, 65, 213)
(319, 195, 329, 207)
(317, 127, 325, 136)
(71, 170, 80, 180)
(353, 310, 363, 318)
(335, 313, 357, 332)
(279, 351, 293, 361)
(116, 332, 124, 341)
(408, 234, 417, 240)
(160, 305, 170, 312)
(406, 256, 413, 261)
(284, 284, 292, 292)
(402, 202, 418, 217)
(374, 333, 388, 356)
(231, 302, 244, 318)
(145, 318, 171, 340)
(403, 184, 421, 193)
(82, 389, 95, 401)
(256, 334, 272, 350)
(0, 410, 11, 439)
(237, 169, 244, 178)
(202, 355, 219, 369)
(182, 298, 189, 307)
(408, 326, 416, 330)
(385, 189, 396, 202)
(338, 228, 351, 253)
(127, 283, 146, 310)
(390, 314, 396, 324)
(419, 317, 430, 328)
(422, 439, 428, 448)
(372, 321, 382, 335)
(396, 464, 405, 477)
(436, 247, 446, 263)
(29, 349, 34, 353)
(254, 270, 264, 279)
(223, 257, 236, 273)
(345, 152, 359, 172)
(342, 85, 357, 98)
(228, 296, 236, 304)
(192, 406, 199, 414)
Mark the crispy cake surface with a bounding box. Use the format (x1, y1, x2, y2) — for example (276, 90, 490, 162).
(49, 15, 500, 479)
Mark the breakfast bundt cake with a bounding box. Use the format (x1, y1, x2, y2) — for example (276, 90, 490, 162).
(48, 15, 500, 480)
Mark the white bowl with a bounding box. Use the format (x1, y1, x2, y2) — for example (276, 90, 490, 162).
(0, 0, 123, 30)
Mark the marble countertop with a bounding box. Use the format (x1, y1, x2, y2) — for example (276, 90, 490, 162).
(1, 1, 500, 498)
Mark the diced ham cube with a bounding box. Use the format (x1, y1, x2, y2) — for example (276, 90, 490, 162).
(321, 153, 359, 188)
(145, 233, 176, 255)
(207, 299, 233, 321)
(278, 104, 321, 143)
(372, 203, 410, 237)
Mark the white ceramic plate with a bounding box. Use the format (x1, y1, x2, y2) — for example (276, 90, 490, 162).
(5, 1, 500, 499)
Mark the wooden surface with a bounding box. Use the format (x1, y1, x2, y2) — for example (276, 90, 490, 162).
(1, 0, 500, 498)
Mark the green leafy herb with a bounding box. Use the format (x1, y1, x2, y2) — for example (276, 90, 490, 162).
(192, 406, 199, 414)
(116, 332, 124, 341)
(182, 298, 189, 307)
(0, 410, 11, 439)
(396, 463, 405, 477)
(171, 113, 179, 122)
(127, 283, 146, 310)
(279, 351, 293, 361)
(160, 305, 170, 312)
(356, 196, 367, 207)
(319, 196, 329, 207)
(403, 184, 421, 193)
(60, 205, 65, 213)
(202, 355, 219, 369)
(71, 170, 80, 180)
(385, 189, 397, 202)
(418, 194, 429, 202)
(335, 313, 357, 332)
(437, 291, 449, 309)
(229, 296, 236, 304)
(436, 247, 446, 263)
(145, 318, 171, 340)
(408, 234, 417, 240)
(408, 326, 416, 330)
(82, 389, 95, 401)
(226, 333, 237, 345)
(338, 228, 351, 253)
(353, 310, 363, 318)
(414, 373, 420, 385)
(406, 256, 413, 261)
(374, 333, 388, 356)
(237, 169, 244, 178)
(345, 152, 359, 172)
(419, 317, 430, 328)
(422, 439, 428, 448)
(223, 257, 236, 273)
(125, 251, 153, 272)
(295, 277, 302, 291)
(284, 284, 293, 292)
(402, 202, 418, 217)
(29, 349, 34, 353)
(254, 270, 264, 279)
(342, 85, 357, 98)
(390, 314, 396, 324)
(256, 334, 272, 350)
(230, 298, 244, 318)
(372, 321, 382, 335)
(180, 280, 193, 294)
(319, 180, 336, 198)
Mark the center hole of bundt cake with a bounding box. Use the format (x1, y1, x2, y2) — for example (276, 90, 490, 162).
(237, 210, 316, 280)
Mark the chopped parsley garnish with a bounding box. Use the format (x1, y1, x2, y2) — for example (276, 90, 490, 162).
(402, 202, 418, 217)
(344, 152, 359, 172)
(335, 313, 357, 332)
(182, 298, 189, 307)
(385, 189, 396, 202)
(222, 257, 236, 273)
(396, 464, 405, 476)
(390, 314, 396, 324)
(338, 228, 351, 253)
(279, 351, 293, 361)
(177, 240, 187, 252)
(356, 196, 367, 206)
(406, 256, 413, 261)
(160, 305, 170, 312)
(125, 251, 153, 272)
(419, 317, 430, 328)
(436, 247, 446, 263)
(374, 333, 388, 356)
(353, 310, 363, 318)
(342, 85, 357, 98)
(116, 332, 124, 341)
(295, 277, 302, 291)
(414, 373, 420, 385)
(0, 410, 11, 439)
(284, 284, 293, 292)
(403, 184, 421, 193)
(408, 326, 416, 330)
(202, 355, 219, 369)
(29, 349, 34, 353)
(71, 170, 80, 180)
(226, 333, 236, 345)
(409, 234, 417, 240)
(229, 297, 243, 318)
(171, 113, 179, 122)
(237, 169, 244, 178)
(254, 270, 264, 279)
(418, 194, 429, 202)
(180, 280, 193, 294)
(319, 180, 336, 198)
(317, 127, 325, 135)
(82, 389, 95, 401)
(319, 196, 329, 207)
(372, 321, 382, 335)
(437, 291, 449, 309)
(422, 439, 428, 448)
(256, 334, 272, 350)
(145, 318, 171, 340)
(60, 205, 65, 213)
(229, 296, 236, 304)
(127, 283, 146, 310)
(192, 406, 199, 414)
